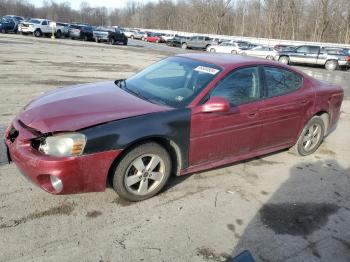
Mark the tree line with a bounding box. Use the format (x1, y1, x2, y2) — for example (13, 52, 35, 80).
(1, 0, 349, 44)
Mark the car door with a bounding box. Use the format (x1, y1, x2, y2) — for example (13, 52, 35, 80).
(257, 66, 314, 150)
(41, 20, 49, 33)
(189, 66, 264, 166)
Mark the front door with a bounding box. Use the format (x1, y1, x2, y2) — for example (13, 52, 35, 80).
(190, 66, 264, 166)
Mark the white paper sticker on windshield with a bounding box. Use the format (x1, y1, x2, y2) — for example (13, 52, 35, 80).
(194, 66, 219, 75)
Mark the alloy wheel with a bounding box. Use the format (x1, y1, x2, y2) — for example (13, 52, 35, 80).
(302, 123, 322, 152)
(124, 154, 165, 196)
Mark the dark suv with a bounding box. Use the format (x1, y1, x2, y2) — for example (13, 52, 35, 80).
(69, 24, 94, 41)
(0, 16, 23, 33)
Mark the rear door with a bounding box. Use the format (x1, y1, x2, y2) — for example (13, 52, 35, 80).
(258, 66, 313, 150)
(190, 66, 264, 165)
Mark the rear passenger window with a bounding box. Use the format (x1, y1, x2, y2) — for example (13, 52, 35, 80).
(264, 67, 303, 97)
(211, 67, 261, 106)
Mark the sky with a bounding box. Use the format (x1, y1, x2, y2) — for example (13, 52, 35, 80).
(28, 0, 156, 10)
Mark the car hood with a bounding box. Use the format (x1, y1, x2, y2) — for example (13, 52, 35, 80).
(17, 81, 170, 133)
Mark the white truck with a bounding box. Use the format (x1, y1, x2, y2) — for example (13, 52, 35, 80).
(18, 18, 64, 38)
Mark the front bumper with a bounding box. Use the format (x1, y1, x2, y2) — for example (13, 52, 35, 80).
(20, 27, 35, 33)
(5, 120, 122, 194)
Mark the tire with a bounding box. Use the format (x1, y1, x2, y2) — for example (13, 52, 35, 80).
(56, 30, 62, 38)
(112, 142, 172, 201)
(231, 50, 237, 54)
(130, 35, 134, 39)
(83, 35, 88, 41)
(182, 43, 187, 49)
(95, 38, 100, 43)
(325, 60, 338, 71)
(266, 55, 274, 60)
(210, 48, 216, 53)
(156, 39, 159, 43)
(34, 29, 42, 37)
(109, 38, 116, 45)
(123, 40, 127, 46)
(0, 29, 6, 34)
(241, 52, 247, 56)
(279, 56, 289, 65)
(291, 116, 325, 156)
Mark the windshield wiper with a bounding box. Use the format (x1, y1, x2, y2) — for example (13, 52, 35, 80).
(115, 79, 155, 104)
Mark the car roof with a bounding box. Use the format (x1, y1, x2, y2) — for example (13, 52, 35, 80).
(176, 53, 283, 68)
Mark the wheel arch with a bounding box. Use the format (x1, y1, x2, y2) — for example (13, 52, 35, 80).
(106, 136, 183, 187)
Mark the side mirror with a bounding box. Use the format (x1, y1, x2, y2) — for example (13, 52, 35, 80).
(194, 97, 230, 114)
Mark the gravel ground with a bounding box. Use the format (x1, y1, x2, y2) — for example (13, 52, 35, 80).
(0, 34, 350, 262)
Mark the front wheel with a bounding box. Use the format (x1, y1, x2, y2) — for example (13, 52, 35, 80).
(56, 30, 62, 38)
(112, 143, 171, 201)
(291, 116, 325, 156)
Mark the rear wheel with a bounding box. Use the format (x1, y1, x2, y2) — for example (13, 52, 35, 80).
(231, 50, 237, 54)
(56, 30, 62, 38)
(109, 37, 116, 45)
(325, 60, 338, 71)
(182, 43, 187, 49)
(210, 48, 216, 53)
(291, 116, 325, 156)
(112, 143, 171, 201)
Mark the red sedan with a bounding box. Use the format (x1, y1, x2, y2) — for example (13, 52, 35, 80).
(145, 33, 161, 43)
(1, 53, 343, 201)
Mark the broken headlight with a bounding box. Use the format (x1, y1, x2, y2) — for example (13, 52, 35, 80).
(38, 133, 86, 157)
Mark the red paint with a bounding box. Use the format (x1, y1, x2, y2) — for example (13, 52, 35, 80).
(18, 81, 170, 133)
(5, 54, 344, 195)
(6, 122, 121, 194)
(146, 36, 161, 42)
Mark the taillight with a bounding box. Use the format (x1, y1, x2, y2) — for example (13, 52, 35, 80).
(346, 56, 350, 62)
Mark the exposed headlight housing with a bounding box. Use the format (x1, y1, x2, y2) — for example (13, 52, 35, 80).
(38, 133, 86, 157)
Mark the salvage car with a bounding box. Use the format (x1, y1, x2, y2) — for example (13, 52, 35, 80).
(145, 32, 162, 43)
(207, 41, 251, 54)
(69, 24, 94, 41)
(0, 16, 23, 33)
(93, 27, 127, 45)
(18, 18, 64, 37)
(1, 54, 343, 201)
(240, 46, 277, 60)
(276, 45, 350, 71)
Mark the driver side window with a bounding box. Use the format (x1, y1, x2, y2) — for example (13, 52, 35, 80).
(211, 67, 261, 106)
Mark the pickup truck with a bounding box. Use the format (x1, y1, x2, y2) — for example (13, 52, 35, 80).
(93, 27, 128, 45)
(276, 45, 350, 71)
(181, 36, 213, 50)
(19, 18, 64, 38)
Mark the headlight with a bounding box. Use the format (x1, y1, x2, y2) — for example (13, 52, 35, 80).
(39, 133, 86, 157)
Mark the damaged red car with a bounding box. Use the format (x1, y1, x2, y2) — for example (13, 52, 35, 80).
(1, 53, 343, 201)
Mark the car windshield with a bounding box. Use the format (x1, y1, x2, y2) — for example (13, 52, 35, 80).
(121, 57, 222, 108)
(28, 19, 41, 24)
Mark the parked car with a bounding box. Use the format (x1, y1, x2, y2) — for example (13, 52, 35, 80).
(93, 27, 128, 45)
(69, 24, 94, 41)
(56, 22, 70, 37)
(181, 35, 213, 50)
(240, 46, 277, 60)
(133, 31, 147, 40)
(124, 29, 139, 38)
(276, 45, 350, 71)
(161, 33, 177, 42)
(274, 44, 294, 51)
(2, 54, 343, 201)
(0, 17, 18, 33)
(166, 35, 190, 47)
(145, 32, 161, 43)
(18, 18, 64, 38)
(207, 41, 251, 54)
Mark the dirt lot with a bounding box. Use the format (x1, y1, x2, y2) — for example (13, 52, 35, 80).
(0, 34, 350, 262)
